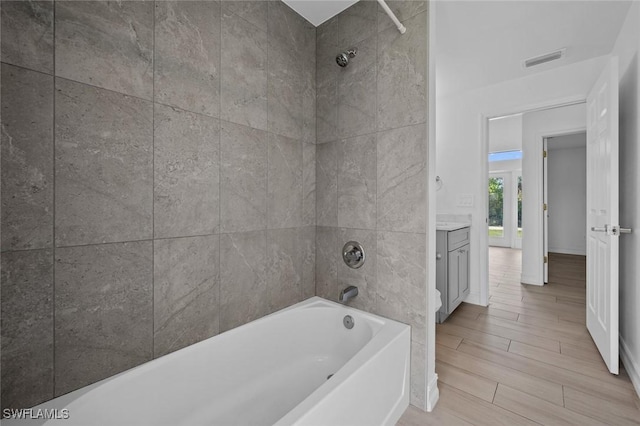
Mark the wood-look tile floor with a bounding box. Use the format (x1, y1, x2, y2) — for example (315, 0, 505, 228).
(398, 247, 640, 425)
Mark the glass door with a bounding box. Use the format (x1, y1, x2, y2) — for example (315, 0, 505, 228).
(514, 174, 523, 249)
(488, 172, 511, 247)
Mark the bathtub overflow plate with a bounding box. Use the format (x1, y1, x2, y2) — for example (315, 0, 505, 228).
(343, 315, 354, 329)
(342, 241, 365, 269)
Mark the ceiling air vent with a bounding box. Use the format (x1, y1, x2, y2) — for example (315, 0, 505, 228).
(523, 49, 566, 68)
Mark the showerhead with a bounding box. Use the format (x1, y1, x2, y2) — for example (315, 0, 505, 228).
(336, 53, 349, 67)
(336, 48, 357, 67)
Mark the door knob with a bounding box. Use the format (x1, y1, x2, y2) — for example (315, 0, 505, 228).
(610, 225, 632, 236)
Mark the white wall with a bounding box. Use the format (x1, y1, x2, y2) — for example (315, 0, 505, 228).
(613, 0, 640, 397)
(489, 114, 523, 152)
(547, 139, 587, 256)
(436, 56, 607, 304)
(521, 103, 586, 284)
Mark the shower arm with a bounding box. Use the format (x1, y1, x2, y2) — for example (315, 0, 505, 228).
(377, 0, 407, 34)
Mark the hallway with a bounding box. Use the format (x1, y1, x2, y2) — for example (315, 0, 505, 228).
(399, 248, 640, 425)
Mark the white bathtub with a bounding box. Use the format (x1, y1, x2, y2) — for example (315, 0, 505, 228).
(6, 297, 410, 426)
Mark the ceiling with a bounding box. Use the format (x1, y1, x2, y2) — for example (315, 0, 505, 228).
(282, 0, 358, 26)
(436, 0, 632, 97)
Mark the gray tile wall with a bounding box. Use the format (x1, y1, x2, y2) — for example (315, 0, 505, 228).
(2, 0, 430, 414)
(1, 0, 315, 409)
(314, 0, 429, 409)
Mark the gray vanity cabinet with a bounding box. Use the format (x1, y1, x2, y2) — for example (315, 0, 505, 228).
(436, 227, 470, 323)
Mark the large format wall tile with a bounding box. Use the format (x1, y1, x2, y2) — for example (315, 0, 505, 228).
(220, 122, 267, 233)
(154, 105, 219, 239)
(302, 143, 316, 227)
(154, 235, 219, 358)
(337, 0, 377, 48)
(55, 1, 153, 100)
(267, 1, 314, 52)
(300, 226, 316, 299)
(267, 228, 302, 313)
(410, 341, 426, 407)
(315, 226, 338, 302)
(55, 79, 153, 247)
(337, 35, 376, 139)
(316, 17, 338, 144)
(1, 64, 53, 251)
(338, 134, 376, 229)
(316, 16, 338, 80)
(0, 0, 320, 410)
(219, 231, 268, 332)
(377, 124, 427, 233)
(55, 241, 153, 396)
(268, 133, 302, 229)
(377, 11, 428, 131)
(376, 231, 426, 345)
(155, 1, 221, 117)
(316, 79, 339, 144)
(222, 0, 267, 32)
(266, 2, 313, 141)
(1, 250, 53, 410)
(316, 141, 338, 227)
(221, 10, 267, 130)
(338, 228, 377, 312)
(267, 37, 303, 140)
(302, 51, 317, 146)
(1, 1, 53, 74)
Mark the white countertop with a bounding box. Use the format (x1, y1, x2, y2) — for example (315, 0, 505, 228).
(436, 221, 471, 231)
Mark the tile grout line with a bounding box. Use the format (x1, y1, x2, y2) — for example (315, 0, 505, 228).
(218, 0, 223, 337)
(0, 61, 53, 77)
(151, 0, 156, 360)
(313, 20, 318, 298)
(491, 382, 499, 404)
(335, 15, 340, 232)
(374, 4, 379, 315)
(51, 0, 57, 398)
(264, 1, 270, 310)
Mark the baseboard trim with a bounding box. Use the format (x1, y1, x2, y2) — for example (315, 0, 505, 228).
(620, 337, 640, 399)
(463, 292, 486, 306)
(520, 274, 543, 286)
(426, 373, 439, 412)
(548, 248, 587, 256)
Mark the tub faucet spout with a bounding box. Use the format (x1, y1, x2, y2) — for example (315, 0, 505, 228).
(339, 286, 358, 303)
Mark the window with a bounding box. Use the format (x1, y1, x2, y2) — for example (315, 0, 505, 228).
(488, 150, 522, 162)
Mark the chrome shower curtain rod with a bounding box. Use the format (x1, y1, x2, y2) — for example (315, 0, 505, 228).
(377, 0, 407, 34)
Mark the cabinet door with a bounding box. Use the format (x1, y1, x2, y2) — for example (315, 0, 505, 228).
(459, 244, 470, 297)
(448, 244, 470, 312)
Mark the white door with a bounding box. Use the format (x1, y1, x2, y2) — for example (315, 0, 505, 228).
(543, 139, 549, 283)
(586, 58, 619, 375)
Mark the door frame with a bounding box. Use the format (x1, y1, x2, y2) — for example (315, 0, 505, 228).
(479, 96, 585, 306)
(541, 129, 587, 284)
